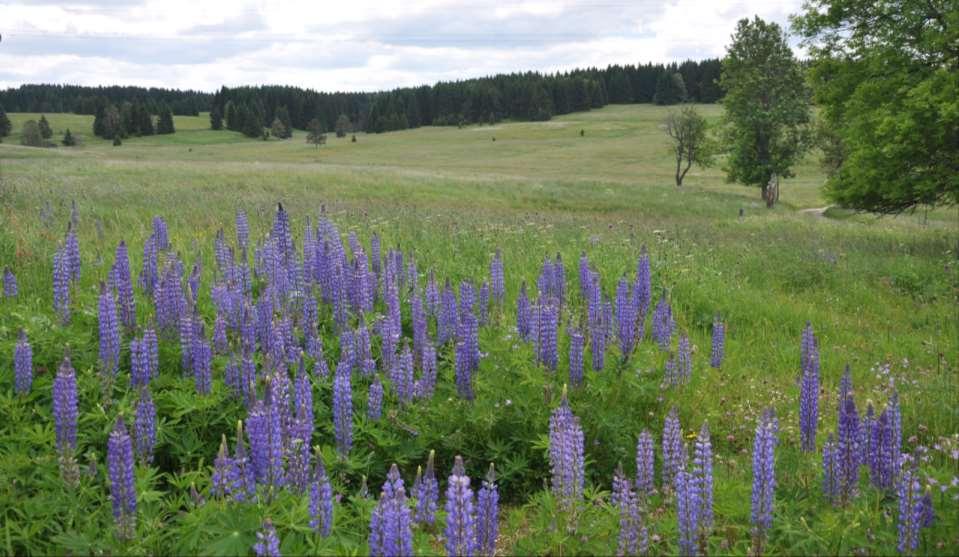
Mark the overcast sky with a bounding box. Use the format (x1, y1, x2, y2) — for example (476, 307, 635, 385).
(1, 0, 805, 92)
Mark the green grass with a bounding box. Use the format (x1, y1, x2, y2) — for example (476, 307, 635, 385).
(0, 104, 955, 556)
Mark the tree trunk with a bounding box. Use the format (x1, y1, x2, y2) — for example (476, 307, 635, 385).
(675, 153, 683, 186)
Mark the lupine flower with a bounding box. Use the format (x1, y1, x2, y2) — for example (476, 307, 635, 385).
(368, 375, 384, 420)
(455, 339, 475, 401)
(53, 246, 71, 323)
(536, 302, 558, 371)
(254, 518, 281, 557)
(516, 282, 532, 341)
(369, 464, 413, 557)
(14, 330, 32, 395)
(309, 449, 334, 537)
(413, 450, 439, 525)
(247, 400, 272, 486)
(635, 429, 655, 498)
(677, 333, 692, 383)
(439, 280, 458, 345)
(491, 249, 505, 306)
(799, 324, 820, 452)
(114, 242, 136, 329)
(333, 360, 353, 456)
(98, 282, 121, 389)
(651, 294, 673, 350)
(693, 422, 714, 538)
(676, 469, 700, 557)
(236, 209, 249, 252)
(751, 408, 778, 548)
(476, 463, 499, 557)
(917, 493, 935, 528)
(130, 338, 149, 388)
(144, 326, 159, 379)
(662, 407, 685, 490)
(591, 303, 607, 372)
(709, 316, 724, 368)
(212, 435, 234, 498)
(213, 314, 228, 354)
(370, 233, 382, 279)
(412, 293, 428, 367)
(229, 420, 256, 502)
(822, 433, 840, 504)
(549, 387, 585, 509)
(152, 216, 169, 251)
(460, 279, 476, 322)
(416, 342, 437, 400)
(613, 465, 647, 557)
(193, 336, 213, 395)
(107, 417, 137, 540)
(897, 468, 923, 554)
(888, 391, 902, 482)
(393, 344, 415, 404)
(569, 327, 584, 387)
(616, 277, 637, 359)
(478, 282, 490, 325)
(445, 455, 477, 557)
(4, 266, 18, 298)
(837, 393, 860, 504)
(664, 354, 679, 387)
(53, 355, 78, 455)
(134, 388, 156, 465)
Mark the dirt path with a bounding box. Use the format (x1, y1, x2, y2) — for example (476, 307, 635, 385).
(800, 206, 832, 217)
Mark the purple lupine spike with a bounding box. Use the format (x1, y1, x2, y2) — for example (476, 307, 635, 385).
(439, 279, 458, 345)
(368, 375, 384, 420)
(309, 449, 334, 537)
(98, 282, 121, 385)
(133, 387, 156, 465)
(799, 328, 820, 453)
(677, 333, 692, 383)
(552, 253, 566, 306)
(536, 303, 558, 371)
(416, 342, 437, 400)
(14, 330, 32, 395)
(634, 247, 651, 326)
(178, 312, 194, 376)
(138, 235, 158, 295)
(613, 464, 647, 557)
(491, 249, 505, 306)
(897, 467, 923, 554)
(676, 469, 700, 557)
(3, 266, 18, 298)
(193, 336, 212, 395)
(476, 463, 499, 557)
(455, 339, 475, 401)
(635, 429, 655, 498)
(888, 390, 902, 481)
(212, 435, 234, 498)
(236, 209, 249, 252)
(225, 356, 241, 396)
(651, 293, 673, 350)
(294, 361, 314, 441)
(710, 316, 725, 369)
(107, 417, 137, 540)
(871, 404, 898, 491)
(839, 364, 852, 403)
(837, 393, 860, 504)
(53, 246, 71, 323)
(569, 327, 584, 387)
(242, 355, 258, 403)
(370, 233, 382, 278)
(693, 422, 713, 537)
(152, 216, 169, 251)
(213, 313, 228, 354)
(425, 270, 439, 316)
(253, 518, 281, 557)
(917, 493, 935, 529)
(549, 387, 585, 509)
(664, 353, 679, 387)
(516, 282, 531, 341)
(247, 400, 270, 484)
(130, 338, 148, 388)
(65, 225, 81, 283)
(113, 241, 136, 329)
(369, 464, 414, 557)
(333, 360, 353, 456)
(751, 408, 778, 549)
(412, 293, 428, 368)
(445, 455, 477, 557)
(229, 421, 256, 502)
(822, 433, 840, 504)
(478, 282, 490, 326)
(143, 326, 158, 379)
(413, 450, 439, 525)
(616, 277, 636, 359)
(662, 407, 685, 490)
(392, 344, 415, 404)
(265, 385, 286, 489)
(53, 355, 78, 454)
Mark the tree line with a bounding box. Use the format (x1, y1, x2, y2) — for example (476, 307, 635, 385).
(0, 84, 210, 116)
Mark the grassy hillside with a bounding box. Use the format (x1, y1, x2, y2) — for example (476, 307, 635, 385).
(0, 104, 955, 555)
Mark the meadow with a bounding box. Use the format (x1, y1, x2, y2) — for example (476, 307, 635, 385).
(0, 105, 956, 555)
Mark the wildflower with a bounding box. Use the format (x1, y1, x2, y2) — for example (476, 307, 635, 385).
(133, 388, 156, 465)
(369, 464, 413, 557)
(309, 449, 334, 537)
(413, 451, 439, 525)
(253, 518, 281, 557)
(14, 329, 32, 395)
(107, 417, 137, 540)
(333, 360, 353, 455)
(368, 375, 384, 421)
(569, 327, 585, 387)
(635, 429, 655, 498)
(549, 387, 585, 509)
(476, 463, 499, 557)
(751, 409, 778, 550)
(709, 316, 724, 369)
(662, 407, 685, 489)
(445, 456, 477, 557)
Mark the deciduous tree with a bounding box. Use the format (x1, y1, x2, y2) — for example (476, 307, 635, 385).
(664, 105, 713, 186)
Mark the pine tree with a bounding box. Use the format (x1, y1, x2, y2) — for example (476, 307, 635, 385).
(156, 106, 175, 134)
(274, 106, 293, 138)
(270, 117, 289, 139)
(210, 107, 223, 130)
(21, 120, 43, 147)
(38, 115, 53, 140)
(654, 71, 686, 105)
(0, 104, 11, 140)
(113, 136, 122, 146)
(62, 129, 76, 146)
(335, 114, 352, 138)
(306, 118, 326, 148)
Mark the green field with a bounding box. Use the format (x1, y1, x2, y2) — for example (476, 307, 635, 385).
(0, 105, 956, 555)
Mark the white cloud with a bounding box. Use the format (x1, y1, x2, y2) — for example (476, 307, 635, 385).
(0, 0, 806, 91)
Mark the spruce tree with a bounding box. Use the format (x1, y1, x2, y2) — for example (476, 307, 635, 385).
(156, 106, 175, 134)
(306, 118, 326, 147)
(210, 107, 223, 130)
(274, 106, 293, 138)
(270, 117, 289, 139)
(0, 104, 11, 140)
(654, 71, 686, 105)
(335, 114, 352, 138)
(62, 129, 76, 146)
(38, 115, 53, 140)
(20, 120, 42, 147)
